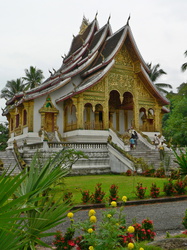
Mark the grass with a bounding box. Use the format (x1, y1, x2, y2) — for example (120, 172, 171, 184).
(52, 174, 171, 204)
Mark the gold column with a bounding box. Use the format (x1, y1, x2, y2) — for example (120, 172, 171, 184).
(154, 106, 161, 132)
(26, 101, 34, 132)
(116, 110, 119, 131)
(77, 95, 84, 129)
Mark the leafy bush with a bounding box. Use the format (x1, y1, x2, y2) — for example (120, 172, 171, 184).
(174, 179, 186, 195)
(150, 183, 160, 198)
(163, 179, 176, 196)
(135, 183, 147, 199)
(80, 190, 91, 203)
(90, 183, 105, 203)
(109, 184, 119, 202)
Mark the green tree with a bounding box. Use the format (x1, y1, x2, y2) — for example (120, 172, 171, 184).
(23, 66, 44, 90)
(147, 62, 172, 94)
(177, 82, 187, 96)
(181, 50, 187, 72)
(0, 123, 9, 151)
(0, 78, 25, 100)
(163, 96, 187, 146)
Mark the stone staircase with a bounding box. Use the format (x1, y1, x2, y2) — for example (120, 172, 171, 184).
(0, 150, 21, 175)
(128, 139, 177, 169)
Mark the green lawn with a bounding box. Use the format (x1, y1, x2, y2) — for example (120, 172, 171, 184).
(53, 174, 170, 204)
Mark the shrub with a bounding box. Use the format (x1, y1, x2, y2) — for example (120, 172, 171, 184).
(109, 184, 119, 202)
(63, 192, 73, 203)
(182, 209, 187, 229)
(163, 179, 176, 196)
(54, 199, 156, 249)
(80, 190, 90, 203)
(174, 179, 186, 195)
(133, 219, 156, 242)
(135, 183, 147, 199)
(154, 167, 166, 178)
(125, 169, 132, 176)
(170, 169, 181, 180)
(150, 183, 160, 198)
(90, 183, 105, 203)
(142, 168, 155, 177)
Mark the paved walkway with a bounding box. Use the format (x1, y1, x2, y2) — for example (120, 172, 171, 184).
(42, 198, 187, 245)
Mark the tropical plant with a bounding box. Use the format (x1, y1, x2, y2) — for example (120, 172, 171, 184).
(147, 62, 172, 94)
(181, 50, 187, 72)
(0, 148, 85, 250)
(173, 147, 187, 178)
(0, 78, 25, 100)
(0, 122, 9, 151)
(23, 66, 44, 89)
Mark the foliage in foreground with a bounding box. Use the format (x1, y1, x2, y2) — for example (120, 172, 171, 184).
(0, 148, 85, 250)
(53, 200, 156, 249)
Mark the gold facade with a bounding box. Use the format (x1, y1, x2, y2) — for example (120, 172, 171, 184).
(63, 44, 163, 134)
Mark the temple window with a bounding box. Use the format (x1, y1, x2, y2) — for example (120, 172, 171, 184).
(23, 109, 27, 126)
(15, 114, 20, 128)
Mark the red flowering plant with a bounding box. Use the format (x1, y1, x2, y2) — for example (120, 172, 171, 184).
(63, 192, 73, 204)
(90, 183, 105, 203)
(109, 184, 119, 202)
(135, 182, 147, 199)
(163, 179, 176, 196)
(80, 189, 90, 203)
(132, 219, 156, 242)
(125, 169, 132, 176)
(150, 183, 160, 198)
(154, 167, 166, 178)
(174, 179, 186, 195)
(53, 228, 76, 250)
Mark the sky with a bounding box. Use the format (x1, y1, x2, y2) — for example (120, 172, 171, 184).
(0, 0, 187, 123)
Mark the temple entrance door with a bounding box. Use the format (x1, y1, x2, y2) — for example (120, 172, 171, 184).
(44, 112, 54, 132)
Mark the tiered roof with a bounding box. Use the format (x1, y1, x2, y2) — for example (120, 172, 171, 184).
(5, 15, 169, 111)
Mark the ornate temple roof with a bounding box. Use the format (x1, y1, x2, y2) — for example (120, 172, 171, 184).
(5, 15, 169, 109)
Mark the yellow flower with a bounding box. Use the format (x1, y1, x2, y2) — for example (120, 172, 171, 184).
(67, 212, 74, 218)
(90, 215, 97, 223)
(107, 214, 112, 218)
(128, 242, 134, 249)
(87, 228, 94, 233)
(116, 223, 119, 226)
(89, 209, 96, 217)
(111, 201, 117, 207)
(127, 226, 135, 233)
(89, 246, 94, 250)
(122, 196, 127, 202)
(139, 248, 144, 250)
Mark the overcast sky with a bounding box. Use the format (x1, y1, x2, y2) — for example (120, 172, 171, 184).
(0, 0, 187, 122)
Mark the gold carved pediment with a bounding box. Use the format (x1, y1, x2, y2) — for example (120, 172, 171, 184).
(115, 45, 133, 68)
(39, 95, 59, 113)
(108, 73, 134, 93)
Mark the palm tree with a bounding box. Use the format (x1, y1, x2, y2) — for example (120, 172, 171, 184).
(147, 62, 172, 94)
(0, 78, 25, 100)
(181, 50, 187, 72)
(23, 66, 44, 90)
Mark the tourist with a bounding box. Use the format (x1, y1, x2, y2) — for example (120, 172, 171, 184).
(154, 134, 160, 149)
(130, 136, 135, 150)
(158, 142, 165, 160)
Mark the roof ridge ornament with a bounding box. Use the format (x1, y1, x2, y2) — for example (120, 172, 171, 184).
(126, 14, 131, 26)
(95, 11, 98, 20)
(107, 15, 111, 24)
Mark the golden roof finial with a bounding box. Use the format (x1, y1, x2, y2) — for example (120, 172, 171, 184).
(79, 15, 89, 35)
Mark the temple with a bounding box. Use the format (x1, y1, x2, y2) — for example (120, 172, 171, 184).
(2, 15, 170, 174)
